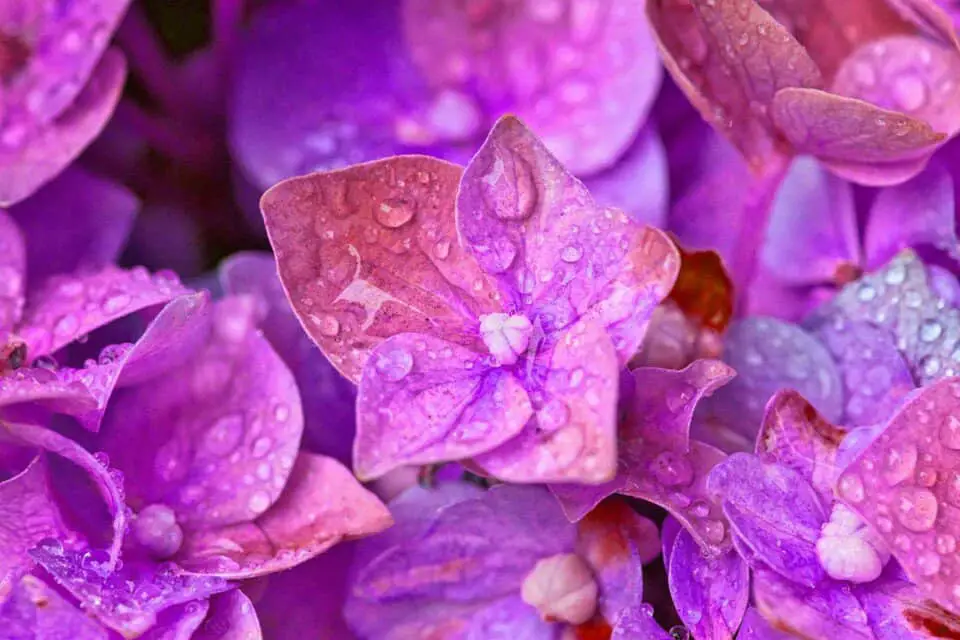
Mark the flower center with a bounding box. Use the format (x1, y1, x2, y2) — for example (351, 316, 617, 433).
(479, 312, 533, 366)
(521, 552, 598, 625)
(132, 503, 184, 559)
(816, 503, 890, 583)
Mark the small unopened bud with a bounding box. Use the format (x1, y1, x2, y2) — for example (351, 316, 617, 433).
(521, 553, 598, 625)
(480, 313, 533, 366)
(816, 503, 890, 583)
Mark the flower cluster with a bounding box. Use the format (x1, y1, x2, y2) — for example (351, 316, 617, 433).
(4, 0, 960, 638)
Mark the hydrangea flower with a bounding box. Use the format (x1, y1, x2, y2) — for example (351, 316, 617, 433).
(648, 0, 960, 186)
(345, 483, 665, 638)
(0, 0, 132, 205)
(230, 0, 665, 222)
(261, 116, 679, 484)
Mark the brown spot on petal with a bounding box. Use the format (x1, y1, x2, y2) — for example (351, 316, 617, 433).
(903, 601, 960, 638)
(0, 33, 30, 82)
(833, 261, 863, 286)
(667, 242, 734, 331)
(573, 615, 613, 640)
(577, 500, 633, 569)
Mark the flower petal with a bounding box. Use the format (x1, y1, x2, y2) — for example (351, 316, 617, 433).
(474, 317, 619, 484)
(708, 453, 828, 587)
(9, 167, 138, 287)
(668, 526, 749, 640)
(808, 250, 960, 385)
(0, 49, 126, 206)
(646, 0, 822, 167)
(179, 453, 391, 579)
(736, 607, 792, 640)
(457, 115, 678, 363)
(0, 574, 108, 639)
(698, 316, 843, 446)
(404, 0, 661, 175)
(864, 161, 959, 268)
(141, 600, 209, 639)
(770, 87, 944, 185)
(610, 600, 672, 640)
(810, 318, 916, 426)
(19, 265, 189, 359)
(760, 156, 861, 286)
(29, 546, 229, 637)
(0, 210, 25, 337)
(756, 389, 848, 499)
(220, 252, 356, 464)
(835, 377, 960, 614)
(261, 156, 500, 384)
(98, 296, 302, 530)
(192, 590, 262, 639)
(355, 332, 531, 481)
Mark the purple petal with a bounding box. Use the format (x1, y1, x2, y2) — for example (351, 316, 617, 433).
(584, 125, 668, 227)
(756, 389, 848, 499)
(0, 457, 70, 589)
(668, 526, 749, 640)
(699, 317, 843, 447)
(140, 600, 209, 640)
(192, 590, 262, 640)
(19, 265, 189, 359)
(864, 161, 959, 269)
(736, 607, 793, 640)
(456, 115, 679, 363)
(835, 377, 960, 613)
(0, 49, 127, 206)
(832, 36, 960, 138)
(346, 485, 574, 638)
(98, 296, 302, 530)
(460, 595, 556, 639)
(760, 156, 861, 286)
(0, 210, 25, 337)
(811, 318, 916, 426)
(610, 601, 672, 640)
(219, 252, 356, 464)
(179, 453, 391, 579)
(404, 0, 662, 175)
(355, 333, 531, 481)
(770, 87, 944, 185)
(474, 317, 619, 484)
(0, 574, 108, 640)
(808, 250, 960, 385)
(645, 0, 822, 167)
(0, 367, 98, 418)
(260, 156, 500, 384)
(9, 167, 138, 287)
(30, 546, 229, 637)
(2, 421, 126, 568)
(576, 500, 657, 621)
(707, 453, 828, 587)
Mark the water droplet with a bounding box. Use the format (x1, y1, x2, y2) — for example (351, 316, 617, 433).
(917, 551, 941, 576)
(202, 414, 245, 457)
(876, 516, 894, 533)
(102, 293, 132, 314)
(433, 239, 451, 260)
(937, 534, 957, 555)
(538, 398, 569, 433)
(920, 319, 943, 343)
(882, 443, 918, 485)
(895, 487, 939, 532)
(569, 368, 585, 389)
(690, 500, 711, 518)
(702, 519, 726, 544)
(857, 283, 877, 301)
(921, 355, 942, 377)
(560, 244, 583, 263)
(649, 451, 694, 487)
(53, 314, 79, 337)
(517, 267, 535, 293)
(941, 415, 960, 450)
(251, 436, 272, 459)
(36, 538, 63, 556)
(249, 491, 271, 515)
(312, 314, 340, 337)
(885, 264, 906, 285)
(375, 198, 415, 228)
(374, 347, 414, 381)
(93, 451, 110, 467)
(893, 74, 928, 112)
(839, 474, 865, 503)
(154, 440, 187, 483)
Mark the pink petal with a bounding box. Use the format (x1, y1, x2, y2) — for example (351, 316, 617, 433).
(0, 49, 127, 206)
(864, 160, 959, 268)
(0, 210, 25, 337)
(19, 265, 190, 359)
(179, 453, 391, 579)
(645, 0, 822, 167)
(403, 0, 662, 175)
(832, 35, 960, 137)
(355, 332, 531, 481)
(1, 421, 126, 568)
(756, 389, 847, 500)
(98, 296, 302, 530)
(835, 377, 960, 613)
(474, 317, 619, 484)
(760, 156, 862, 286)
(260, 156, 501, 384)
(770, 87, 945, 185)
(457, 115, 678, 363)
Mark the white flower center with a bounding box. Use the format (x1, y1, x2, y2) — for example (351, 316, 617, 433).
(816, 503, 890, 583)
(479, 313, 534, 366)
(520, 553, 598, 625)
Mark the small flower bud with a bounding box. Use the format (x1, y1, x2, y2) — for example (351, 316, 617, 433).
(521, 553, 598, 625)
(817, 503, 890, 583)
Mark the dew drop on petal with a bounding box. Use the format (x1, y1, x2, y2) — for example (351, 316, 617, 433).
(839, 474, 866, 503)
(312, 314, 340, 337)
(649, 451, 693, 487)
(375, 198, 416, 228)
(940, 415, 960, 450)
(374, 347, 414, 381)
(538, 398, 570, 433)
(895, 487, 938, 532)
